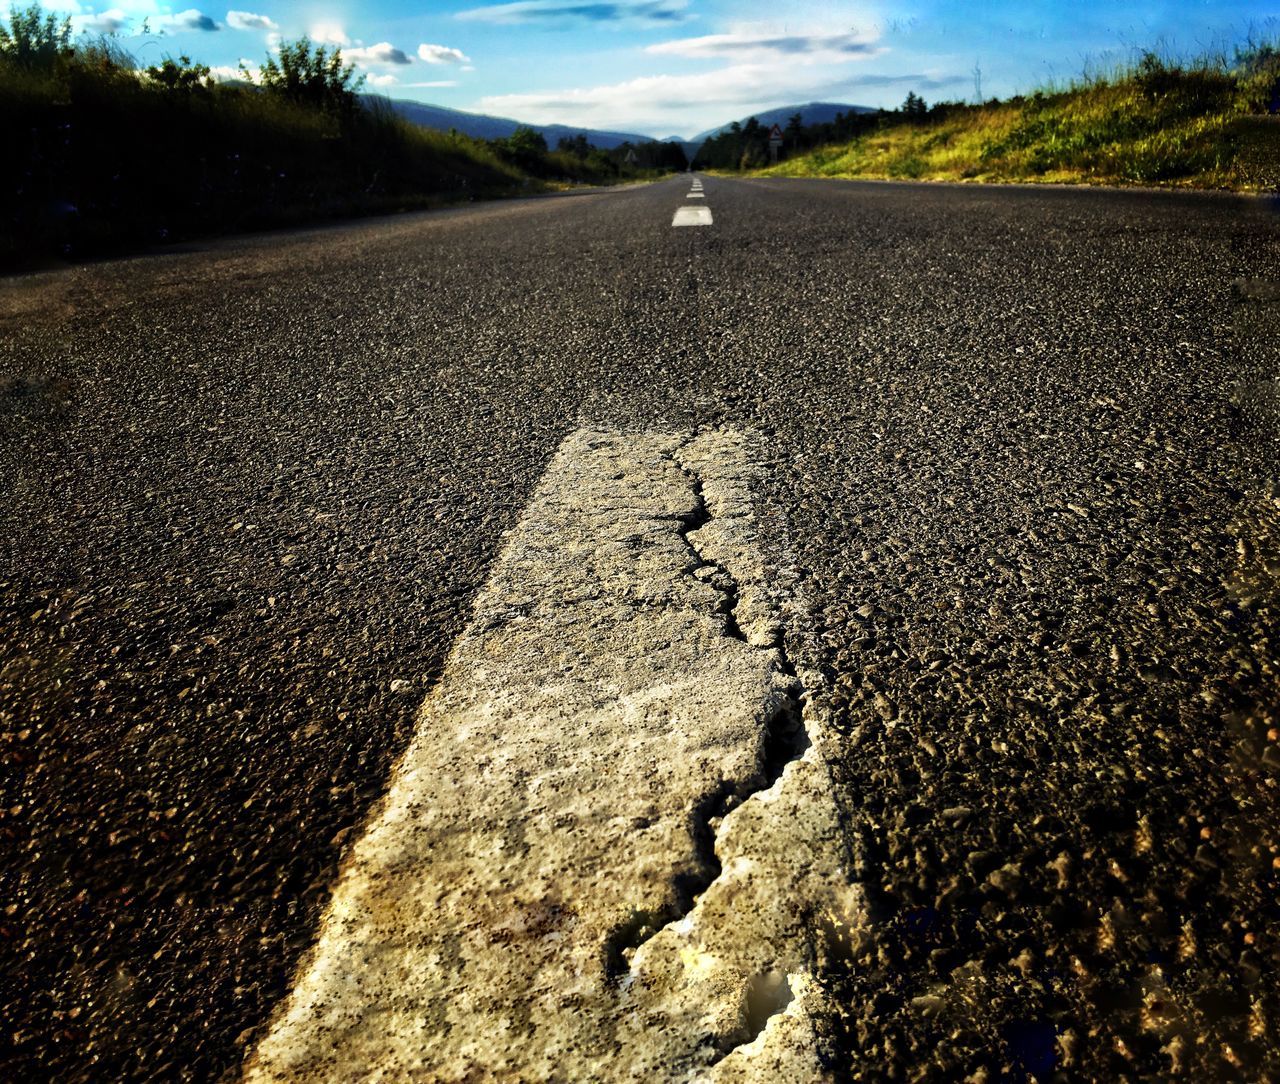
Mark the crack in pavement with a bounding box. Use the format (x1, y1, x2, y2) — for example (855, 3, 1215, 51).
(245, 426, 860, 1083)
(606, 441, 816, 1054)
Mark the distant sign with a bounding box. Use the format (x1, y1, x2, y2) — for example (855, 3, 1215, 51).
(768, 123, 784, 163)
(624, 147, 638, 165)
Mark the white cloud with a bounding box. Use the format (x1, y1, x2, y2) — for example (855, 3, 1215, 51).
(456, 0, 688, 27)
(345, 42, 414, 66)
(477, 62, 952, 135)
(73, 8, 130, 33)
(366, 72, 398, 86)
(402, 80, 459, 88)
(226, 10, 277, 32)
(160, 8, 221, 31)
(418, 43, 471, 65)
(475, 18, 908, 135)
(208, 62, 250, 81)
(309, 21, 347, 45)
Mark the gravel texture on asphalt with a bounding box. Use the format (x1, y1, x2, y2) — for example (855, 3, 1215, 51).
(2, 176, 1278, 1081)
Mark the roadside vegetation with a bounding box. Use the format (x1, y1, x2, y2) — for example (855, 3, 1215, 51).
(0, 3, 684, 265)
(716, 43, 1280, 190)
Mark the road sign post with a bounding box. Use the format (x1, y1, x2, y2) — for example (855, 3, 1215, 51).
(768, 123, 784, 164)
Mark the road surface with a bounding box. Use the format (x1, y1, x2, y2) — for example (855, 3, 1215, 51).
(2, 174, 1279, 1080)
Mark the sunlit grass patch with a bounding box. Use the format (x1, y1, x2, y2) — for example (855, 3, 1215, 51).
(760, 45, 1280, 191)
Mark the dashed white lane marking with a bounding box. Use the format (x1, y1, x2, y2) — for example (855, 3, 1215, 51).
(688, 192, 706, 198)
(245, 428, 858, 1083)
(673, 205, 713, 227)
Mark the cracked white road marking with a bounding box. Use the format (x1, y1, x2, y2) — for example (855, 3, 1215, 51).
(674, 206, 713, 227)
(245, 428, 859, 1083)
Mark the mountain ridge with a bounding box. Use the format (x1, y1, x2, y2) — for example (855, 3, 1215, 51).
(691, 101, 878, 142)
(370, 96, 653, 150)
(372, 95, 877, 151)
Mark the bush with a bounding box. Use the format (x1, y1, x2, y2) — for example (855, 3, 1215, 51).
(146, 54, 212, 96)
(1233, 40, 1280, 113)
(1134, 52, 1235, 113)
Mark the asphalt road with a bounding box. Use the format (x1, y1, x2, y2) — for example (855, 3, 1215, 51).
(3, 174, 1279, 1082)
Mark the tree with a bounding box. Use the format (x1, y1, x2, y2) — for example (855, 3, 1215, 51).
(496, 125, 549, 171)
(507, 126, 547, 155)
(255, 36, 364, 116)
(0, 3, 71, 68)
(506, 125, 547, 155)
(902, 91, 928, 119)
(556, 133, 591, 158)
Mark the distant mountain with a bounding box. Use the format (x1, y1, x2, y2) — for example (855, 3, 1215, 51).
(365, 95, 877, 158)
(691, 102, 878, 143)
(368, 95, 653, 150)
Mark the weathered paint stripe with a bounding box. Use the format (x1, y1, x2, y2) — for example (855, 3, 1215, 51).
(245, 428, 858, 1083)
(674, 206, 714, 227)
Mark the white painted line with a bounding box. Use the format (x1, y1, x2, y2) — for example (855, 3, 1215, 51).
(673, 205, 713, 227)
(687, 192, 705, 198)
(245, 428, 856, 1083)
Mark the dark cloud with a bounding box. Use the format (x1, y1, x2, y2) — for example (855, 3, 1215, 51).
(709, 34, 876, 56)
(162, 10, 221, 32)
(648, 31, 883, 60)
(841, 73, 962, 88)
(76, 11, 129, 34)
(346, 43, 415, 66)
(457, 0, 689, 26)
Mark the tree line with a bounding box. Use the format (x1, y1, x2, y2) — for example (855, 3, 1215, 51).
(691, 93, 995, 170)
(497, 126, 686, 179)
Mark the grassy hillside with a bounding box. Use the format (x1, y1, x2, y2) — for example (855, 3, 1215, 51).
(0, 7, 682, 266)
(0, 42, 523, 263)
(759, 49, 1280, 190)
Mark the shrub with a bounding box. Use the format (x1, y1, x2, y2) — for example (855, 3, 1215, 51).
(146, 55, 212, 96)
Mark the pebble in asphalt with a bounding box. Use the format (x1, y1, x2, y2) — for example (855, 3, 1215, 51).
(2, 175, 1279, 1081)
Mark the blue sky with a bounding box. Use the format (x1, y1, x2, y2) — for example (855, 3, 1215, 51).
(62, 1, 1280, 136)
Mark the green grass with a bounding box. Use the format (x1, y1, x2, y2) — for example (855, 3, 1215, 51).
(761, 49, 1280, 190)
